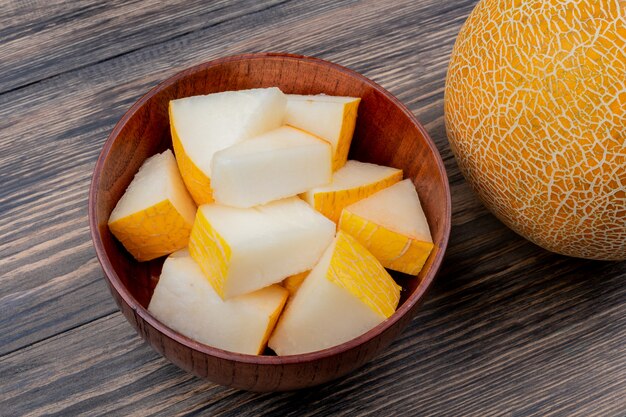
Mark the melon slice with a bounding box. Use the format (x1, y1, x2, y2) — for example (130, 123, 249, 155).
(282, 270, 309, 296)
(169, 87, 286, 205)
(188, 197, 335, 299)
(339, 179, 433, 275)
(148, 249, 288, 355)
(268, 231, 401, 356)
(108, 150, 196, 261)
(302, 160, 402, 223)
(284, 94, 360, 171)
(211, 126, 331, 208)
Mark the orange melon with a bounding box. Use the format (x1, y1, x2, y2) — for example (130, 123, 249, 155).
(445, 0, 625, 260)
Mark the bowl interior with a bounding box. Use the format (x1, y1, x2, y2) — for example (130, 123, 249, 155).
(91, 53, 450, 359)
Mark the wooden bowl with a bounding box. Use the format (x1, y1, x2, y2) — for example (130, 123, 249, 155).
(89, 53, 451, 391)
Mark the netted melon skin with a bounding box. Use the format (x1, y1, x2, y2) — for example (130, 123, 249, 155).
(445, 0, 626, 260)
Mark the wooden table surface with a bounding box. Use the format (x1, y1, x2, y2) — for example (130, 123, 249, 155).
(1, 1, 624, 415)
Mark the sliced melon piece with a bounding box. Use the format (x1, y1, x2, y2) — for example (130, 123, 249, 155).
(188, 197, 335, 299)
(268, 231, 401, 356)
(282, 270, 309, 296)
(169, 87, 286, 205)
(302, 160, 402, 223)
(339, 179, 433, 275)
(285, 94, 360, 171)
(211, 126, 331, 208)
(108, 150, 196, 261)
(148, 249, 288, 355)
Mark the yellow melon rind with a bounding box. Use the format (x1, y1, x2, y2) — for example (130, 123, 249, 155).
(332, 98, 361, 171)
(282, 271, 310, 296)
(108, 199, 192, 262)
(257, 287, 289, 354)
(169, 103, 214, 205)
(338, 211, 434, 275)
(188, 208, 231, 299)
(313, 170, 402, 224)
(444, 0, 626, 260)
(328, 231, 401, 319)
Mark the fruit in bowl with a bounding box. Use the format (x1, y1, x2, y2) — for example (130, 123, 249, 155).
(89, 53, 450, 391)
(109, 84, 431, 356)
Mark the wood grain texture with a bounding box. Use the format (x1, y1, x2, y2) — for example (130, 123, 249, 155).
(0, 0, 290, 93)
(0, 0, 624, 414)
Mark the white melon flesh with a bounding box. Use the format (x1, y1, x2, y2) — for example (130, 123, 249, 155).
(211, 126, 332, 208)
(339, 179, 433, 275)
(109, 150, 195, 224)
(269, 241, 380, 355)
(148, 249, 288, 355)
(285, 94, 360, 170)
(189, 197, 335, 299)
(170, 88, 286, 175)
(108, 150, 197, 261)
(348, 179, 432, 243)
(269, 231, 400, 356)
(302, 160, 403, 223)
(169, 87, 286, 204)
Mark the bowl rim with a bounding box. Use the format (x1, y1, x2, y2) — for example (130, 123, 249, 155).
(89, 52, 451, 365)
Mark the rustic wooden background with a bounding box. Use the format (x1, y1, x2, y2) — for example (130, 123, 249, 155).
(1, 0, 624, 415)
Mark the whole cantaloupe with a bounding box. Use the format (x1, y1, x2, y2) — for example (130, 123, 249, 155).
(445, 0, 625, 260)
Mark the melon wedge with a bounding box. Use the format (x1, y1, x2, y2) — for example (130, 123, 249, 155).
(108, 150, 196, 261)
(148, 249, 288, 355)
(285, 94, 360, 171)
(339, 179, 433, 275)
(169, 87, 286, 205)
(211, 126, 331, 208)
(302, 160, 402, 223)
(268, 231, 401, 355)
(188, 197, 335, 299)
(282, 270, 309, 296)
